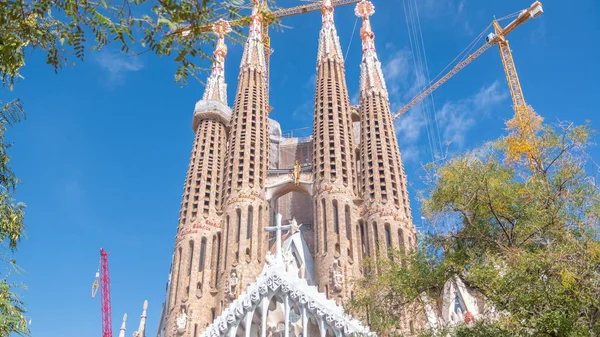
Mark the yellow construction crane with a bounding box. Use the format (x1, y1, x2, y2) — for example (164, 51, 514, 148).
(175, 0, 361, 94)
(392, 1, 544, 162)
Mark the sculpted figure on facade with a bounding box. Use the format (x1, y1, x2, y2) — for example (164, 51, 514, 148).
(175, 308, 187, 334)
(226, 269, 240, 300)
(331, 260, 344, 293)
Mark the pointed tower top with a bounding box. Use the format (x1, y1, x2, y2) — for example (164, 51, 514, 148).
(118, 314, 127, 337)
(133, 300, 148, 337)
(201, 19, 232, 103)
(355, 0, 376, 59)
(355, 0, 388, 97)
(240, 0, 266, 69)
(248, 0, 263, 40)
(317, 0, 344, 64)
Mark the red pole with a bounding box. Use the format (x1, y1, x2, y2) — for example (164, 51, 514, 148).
(100, 248, 112, 337)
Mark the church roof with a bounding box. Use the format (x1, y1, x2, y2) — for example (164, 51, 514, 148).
(200, 232, 374, 337)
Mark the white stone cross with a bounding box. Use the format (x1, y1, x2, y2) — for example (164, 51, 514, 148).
(265, 213, 293, 259)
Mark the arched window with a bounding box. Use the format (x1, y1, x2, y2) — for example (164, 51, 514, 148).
(333, 200, 339, 234)
(373, 222, 379, 254)
(172, 247, 182, 308)
(258, 206, 263, 260)
(398, 228, 404, 252)
(322, 199, 328, 251)
(199, 238, 206, 272)
(214, 234, 221, 286)
(188, 241, 194, 276)
(236, 208, 242, 243)
(247, 206, 254, 240)
(359, 221, 367, 256)
(345, 205, 353, 260)
(385, 224, 391, 249)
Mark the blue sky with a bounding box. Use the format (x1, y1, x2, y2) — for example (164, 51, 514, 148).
(4, 0, 600, 336)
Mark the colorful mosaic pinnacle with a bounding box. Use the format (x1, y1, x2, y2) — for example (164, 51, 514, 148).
(211, 19, 231, 73)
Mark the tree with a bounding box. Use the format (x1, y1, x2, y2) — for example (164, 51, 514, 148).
(1, 0, 246, 114)
(351, 122, 600, 337)
(0, 0, 247, 334)
(0, 111, 27, 336)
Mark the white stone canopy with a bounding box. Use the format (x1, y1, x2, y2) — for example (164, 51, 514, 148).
(200, 215, 374, 337)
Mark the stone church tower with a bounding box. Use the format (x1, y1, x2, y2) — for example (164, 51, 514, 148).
(311, 0, 360, 303)
(156, 1, 419, 336)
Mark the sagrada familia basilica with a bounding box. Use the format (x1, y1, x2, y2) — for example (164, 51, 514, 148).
(142, 1, 488, 336)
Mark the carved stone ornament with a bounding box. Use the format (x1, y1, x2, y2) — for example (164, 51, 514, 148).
(282, 250, 295, 272)
(331, 259, 344, 293)
(226, 269, 239, 300)
(175, 308, 187, 334)
(265, 251, 275, 267)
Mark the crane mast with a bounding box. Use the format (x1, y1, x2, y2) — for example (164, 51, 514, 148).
(100, 248, 112, 337)
(392, 1, 544, 160)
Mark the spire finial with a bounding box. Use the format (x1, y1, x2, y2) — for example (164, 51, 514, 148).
(355, 0, 388, 96)
(355, 1, 376, 56)
(133, 300, 148, 337)
(240, 0, 266, 70)
(118, 314, 127, 337)
(248, 0, 264, 40)
(211, 19, 231, 73)
(321, 0, 334, 26)
(201, 19, 231, 102)
(316, 0, 344, 63)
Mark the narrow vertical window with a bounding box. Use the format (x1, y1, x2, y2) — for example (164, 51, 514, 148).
(258, 206, 263, 258)
(173, 247, 182, 308)
(385, 224, 391, 249)
(359, 221, 366, 256)
(214, 234, 221, 286)
(236, 208, 242, 243)
(315, 200, 320, 252)
(199, 238, 206, 272)
(247, 206, 254, 240)
(188, 241, 194, 276)
(333, 200, 339, 234)
(224, 216, 230, 267)
(322, 199, 328, 251)
(398, 228, 404, 252)
(373, 222, 379, 254)
(345, 205, 353, 260)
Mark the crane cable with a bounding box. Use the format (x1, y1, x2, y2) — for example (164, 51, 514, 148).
(344, 16, 359, 64)
(411, 0, 443, 159)
(402, 0, 441, 161)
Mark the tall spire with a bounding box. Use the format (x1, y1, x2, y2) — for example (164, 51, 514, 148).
(317, 0, 344, 63)
(133, 300, 148, 337)
(118, 314, 127, 337)
(202, 19, 232, 103)
(240, 0, 266, 70)
(355, 0, 388, 97)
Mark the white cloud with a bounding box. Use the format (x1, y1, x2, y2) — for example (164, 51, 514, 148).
(471, 81, 508, 112)
(291, 100, 314, 122)
(414, 0, 472, 35)
(395, 80, 508, 163)
(383, 49, 412, 103)
(94, 50, 144, 82)
(396, 107, 427, 144)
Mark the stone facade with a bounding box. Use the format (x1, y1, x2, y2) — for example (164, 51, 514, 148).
(157, 1, 421, 336)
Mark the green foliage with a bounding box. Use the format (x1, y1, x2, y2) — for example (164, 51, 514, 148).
(0, 0, 248, 115)
(0, 120, 27, 336)
(0, 279, 27, 337)
(351, 122, 600, 337)
(0, 0, 262, 334)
